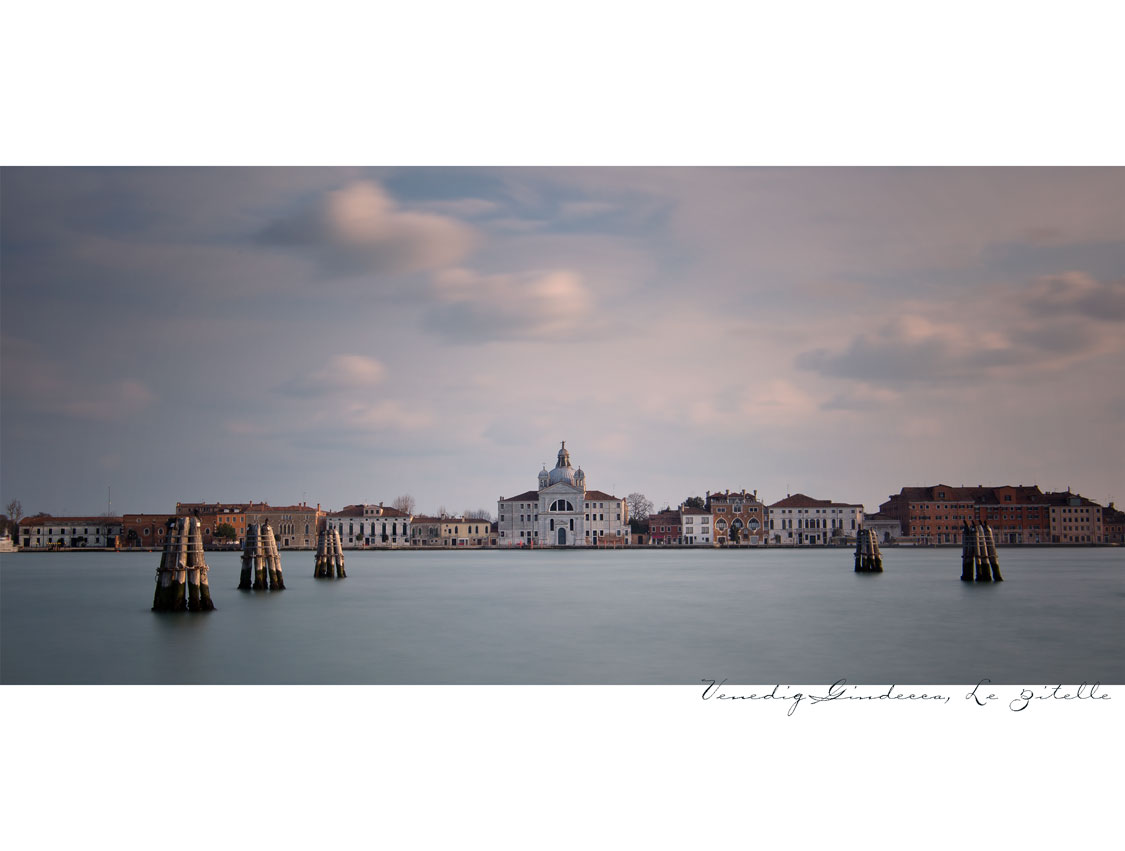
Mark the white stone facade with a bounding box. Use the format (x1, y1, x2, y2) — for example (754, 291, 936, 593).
(768, 494, 863, 545)
(498, 442, 628, 547)
(19, 516, 123, 549)
(325, 503, 412, 548)
(680, 507, 713, 545)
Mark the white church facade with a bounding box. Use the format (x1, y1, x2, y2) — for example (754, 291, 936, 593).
(497, 442, 629, 547)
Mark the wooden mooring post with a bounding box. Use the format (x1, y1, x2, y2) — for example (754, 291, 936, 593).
(854, 527, 883, 572)
(314, 527, 346, 578)
(239, 521, 285, 590)
(961, 521, 1003, 582)
(152, 517, 215, 611)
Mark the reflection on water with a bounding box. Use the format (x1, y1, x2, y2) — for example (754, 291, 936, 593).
(1, 548, 1122, 684)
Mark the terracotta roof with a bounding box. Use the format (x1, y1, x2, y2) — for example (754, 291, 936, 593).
(768, 493, 860, 509)
(20, 515, 122, 526)
(176, 502, 254, 512)
(1044, 491, 1101, 507)
(583, 490, 621, 501)
(500, 490, 539, 502)
(327, 506, 366, 517)
(891, 485, 1051, 505)
(411, 515, 443, 523)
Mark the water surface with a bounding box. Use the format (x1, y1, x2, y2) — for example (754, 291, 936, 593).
(2, 548, 1122, 684)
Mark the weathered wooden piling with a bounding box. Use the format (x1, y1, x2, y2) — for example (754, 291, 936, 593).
(153, 517, 215, 611)
(314, 527, 346, 578)
(983, 522, 1002, 581)
(262, 522, 285, 588)
(854, 527, 883, 572)
(961, 521, 1001, 582)
(240, 522, 285, 590)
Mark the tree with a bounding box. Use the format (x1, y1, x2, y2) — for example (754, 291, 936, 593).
(4, 499, 22, 542)
(626, 493, 653, 522)
(392, 494, 416, 514)
(215, 523, 237, 542)
(464, 508, 493, 522)
(683, 495, 705, 510)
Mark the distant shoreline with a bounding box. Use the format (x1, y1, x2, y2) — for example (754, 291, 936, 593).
(3, 542, 1118, 555)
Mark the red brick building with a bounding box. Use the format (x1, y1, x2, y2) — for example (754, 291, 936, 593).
(707, 489, 767, 545)
(647, 509, 682, 545)
(879, 485, 977, 544)
(1103, 503, 1125, 544)
(879, 484, 1102, 544)
(121, 514, 177, 548)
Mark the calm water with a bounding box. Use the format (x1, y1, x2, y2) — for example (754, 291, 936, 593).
(1, 548, 1122, 684)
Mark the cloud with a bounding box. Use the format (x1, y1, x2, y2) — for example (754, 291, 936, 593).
(559, 201, 616, 220)
(341, 400, 433, 431)
(1, 337, 156, 422)
(424, 267, 596, 342)
(277, 354, 387, 397)
(797, 274, 1125, 386)
(259, 180, 477, 276)
(821, 385, 901, 411)
(1021, 272, 1125, 320)
(796, 315, 1017, 383)
(59, 379, 156, 421)
(415, 198, 499, 217)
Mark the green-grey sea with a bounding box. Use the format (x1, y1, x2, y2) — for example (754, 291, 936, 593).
(1, 547, 1122, 684)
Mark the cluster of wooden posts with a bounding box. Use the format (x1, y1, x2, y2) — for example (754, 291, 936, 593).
(239, 521, 285, 590)
(961, 520, 1003, 582)
(314, 527, 346, 578)
(152, 522, 348, 612)
(151, 517, 216, 611)
(854, 528, 883, 572)
(852, 523, 1003, 582)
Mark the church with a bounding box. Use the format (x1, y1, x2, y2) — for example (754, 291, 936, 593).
(497, 442, 629, 547)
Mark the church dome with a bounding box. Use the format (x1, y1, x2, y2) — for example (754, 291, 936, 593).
(547, 441, 576, 486)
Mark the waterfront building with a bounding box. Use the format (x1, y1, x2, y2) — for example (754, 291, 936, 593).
(121, 513, 177, 548)
(496, 441, 628, 547)
(860, 512, 902, 543)
(879, 485, 1064, 544)
(647, 509, 681, 545)
(1045, 490, 1103, 543)
(410, 516, 443, 546)
(680, 506, 712, 545)
(439, 517, 492, 547)
(19, 515, 123, 549)
(1103, 503, 1124, 544)
(879, 486, 983, 544)
(707, 489, 766, 545)
(249, 503, 322, 549)
(324, 503, 412, 548)
(968, 485, 1052, 543)
(768, 494, 863, 545)
(175, 501, 322, 548)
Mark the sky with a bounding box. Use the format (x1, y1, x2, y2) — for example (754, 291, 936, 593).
(2, 167, 1124, 518)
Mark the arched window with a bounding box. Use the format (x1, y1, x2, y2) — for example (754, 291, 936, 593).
(748, 517, 760, 531)
(549, 500, 574, 512)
